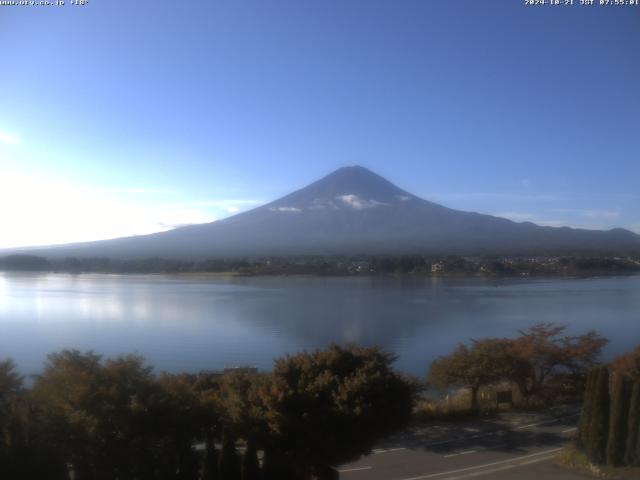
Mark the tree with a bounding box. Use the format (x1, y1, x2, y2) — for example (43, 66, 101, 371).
(31, 350, 199, 479)
(260, 344, 416, 478)
(506, 323, 607, 399)
(218, 427, 241, 480)
(0, 359, 22, 441)
(30, 350, 104, 478)
(428, 338, 512, 410)
(587, 366, 610, 465)
(606, 372, 632, 466)
(0, 359, 24, 478)
(156, 372, 218, 478)
(577, 368, 598, 450)
(612, 345, 640, 381)
(261, 448, 294, 480)
(217, 371, 270, 449)
(211, 369, 266, 479)
(241, 440, 261, 480)
(624, 381, 640, 467)
(201, 436, 220, 480)
(1, 357, 69, 480)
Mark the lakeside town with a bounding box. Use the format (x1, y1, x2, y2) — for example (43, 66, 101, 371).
(1, 253, 640, 277)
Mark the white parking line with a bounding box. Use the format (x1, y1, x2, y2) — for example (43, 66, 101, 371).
(443, 455, 558, 480)
(399, 447, 563, 480)
(424, 413, 578, 447)
(514, 415, 578, 430)
(372, 447, 406, 454)
(519, 454, 559, 466)
(337, 466, 372, 473)
(444, 450, 476, 458)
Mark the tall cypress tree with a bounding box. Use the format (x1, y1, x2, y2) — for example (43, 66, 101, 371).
(625, 381, 640, 467)
(240, 440, 260, 480)
(218, 428, 241, 480)
(202, 436, 219, 480)
(261, 449, 294, 480)
(587, 366, 610, 465)
(606, 373, 631, 466)
(578, 369, 598, 450)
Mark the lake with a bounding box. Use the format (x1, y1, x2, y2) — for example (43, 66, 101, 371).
(0, 272, 638, 377)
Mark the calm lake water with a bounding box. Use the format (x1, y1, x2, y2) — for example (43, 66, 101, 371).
(1, 272, 639, 377)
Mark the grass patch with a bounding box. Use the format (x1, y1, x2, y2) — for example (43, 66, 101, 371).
(412, 388, 499, 423)
(558, 445, 640, 479)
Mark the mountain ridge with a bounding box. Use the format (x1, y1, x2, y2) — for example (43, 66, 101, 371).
(7, 166, 640, 259)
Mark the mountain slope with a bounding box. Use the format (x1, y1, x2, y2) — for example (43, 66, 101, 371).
(14, 166, 640, 259)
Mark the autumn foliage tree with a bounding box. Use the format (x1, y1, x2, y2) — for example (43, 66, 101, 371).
(428, 323, 607, 409)
(505, 324, 607, 400)
(260, 344, 417, 479)
(1, 344, 418, 480)
(428, 338, 512, 410)
(612, 345, 640, 381)
(29, 350, 215, 480)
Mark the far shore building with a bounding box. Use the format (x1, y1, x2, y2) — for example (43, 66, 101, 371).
(431, 262, 444, 274)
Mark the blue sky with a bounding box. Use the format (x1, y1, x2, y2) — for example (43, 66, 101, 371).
(1, 0, 639, 247)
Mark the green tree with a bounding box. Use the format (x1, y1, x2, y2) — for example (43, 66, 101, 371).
(587, 366, 610, 465)
(0, 359, 24, 478)
(241, 440, 261, 480)
(261, 448, 294, 480)
(201, 435, 220, 480)
(218, 427, 241, 480)
(428, 338, 512, 410)
(577, 368, 598, 450)
(261, 344, 416, 478)
(624, 381, 640, 466)
(606, 372, 632, 466)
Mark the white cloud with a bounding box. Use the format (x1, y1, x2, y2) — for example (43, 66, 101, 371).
(554, 208, 621, 219)
(0, 131, 20, 145)
(493, 211, 538, 222)
(336, 194, 387, 210)
(493, 211, 574, 228)
(427, 192, 560, 202)
(492, 210, 631, 231)
(269, 206, 301, 212)
(582, 210, 620, 220)
(308, 198, 338, 210)
(226, 206, 240, 213)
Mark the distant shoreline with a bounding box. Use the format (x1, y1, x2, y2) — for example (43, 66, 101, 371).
(2, 269, 640, 282)
(1, 253, 639, 278)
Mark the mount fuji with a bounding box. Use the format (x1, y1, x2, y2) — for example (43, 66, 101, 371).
(13, 166, 640, 259)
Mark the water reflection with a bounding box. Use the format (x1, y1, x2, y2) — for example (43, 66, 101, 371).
(0, 272, 638, 377)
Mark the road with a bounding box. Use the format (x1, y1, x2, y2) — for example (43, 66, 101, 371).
(338, 405, 593, 480)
